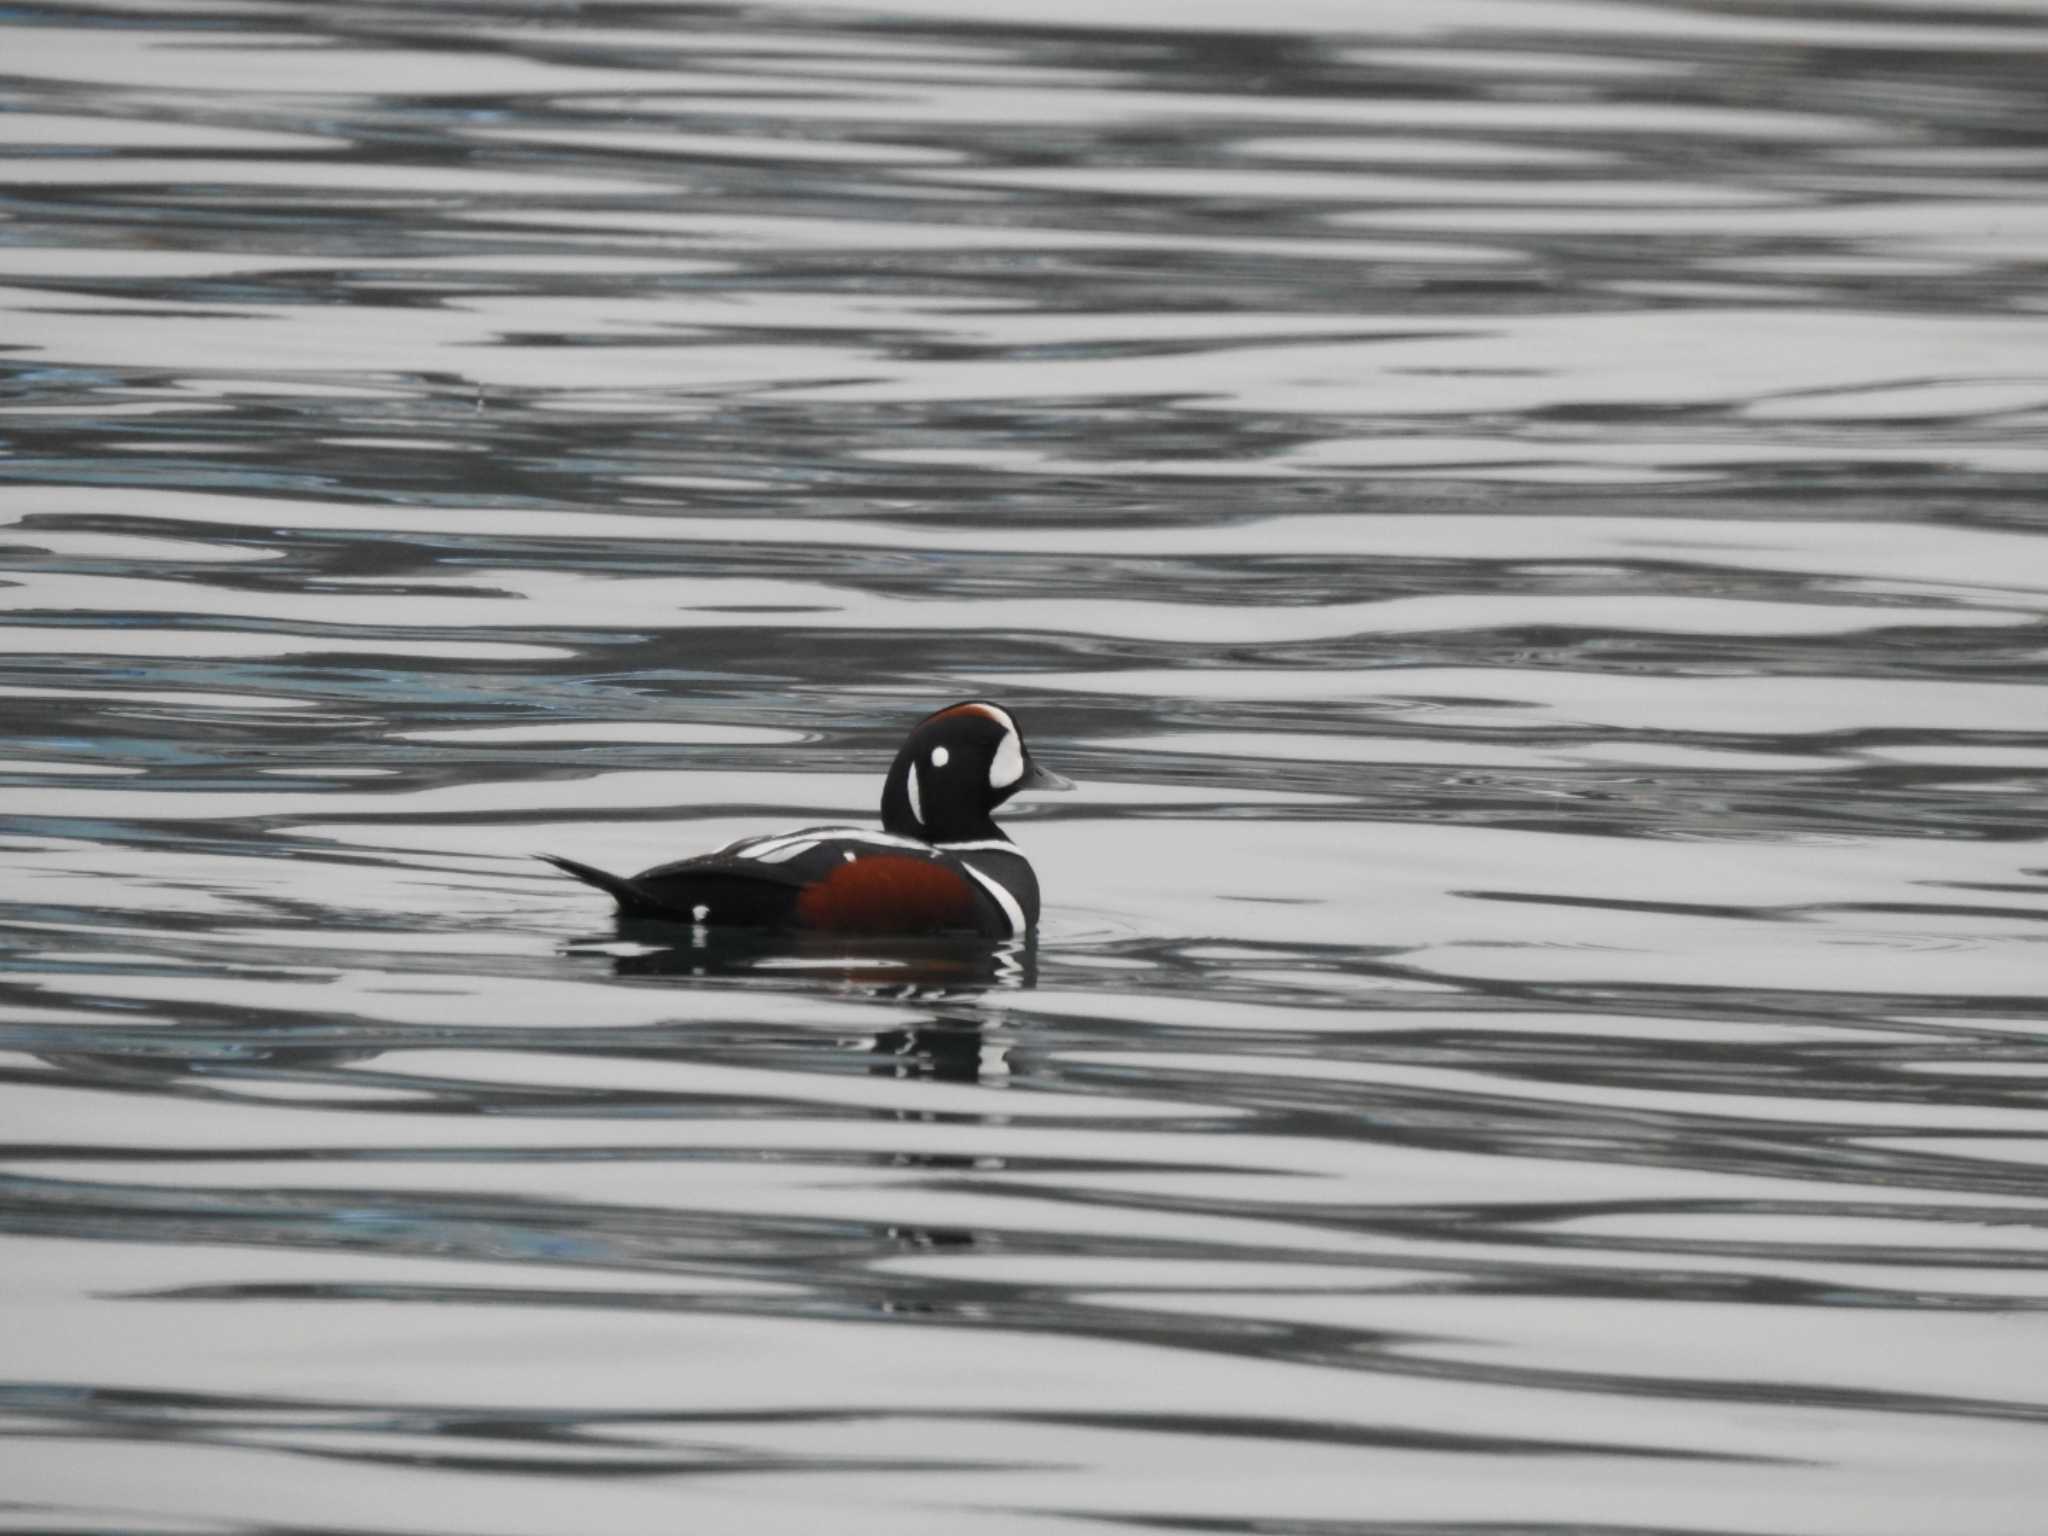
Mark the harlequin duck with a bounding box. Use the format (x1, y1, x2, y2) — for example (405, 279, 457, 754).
(541, 701, 1072, 938)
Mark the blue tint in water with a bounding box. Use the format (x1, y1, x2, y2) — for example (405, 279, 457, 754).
(2, 2, 2047, 1533)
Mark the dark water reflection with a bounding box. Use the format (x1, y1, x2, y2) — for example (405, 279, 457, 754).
(4, 1, 2048, 1532)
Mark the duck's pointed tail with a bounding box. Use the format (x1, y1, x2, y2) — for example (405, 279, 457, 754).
(538, 854, 672, 918)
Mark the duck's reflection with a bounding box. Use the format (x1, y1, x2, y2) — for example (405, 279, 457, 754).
(586, 919, 1038, 994)
(868, 1012, 986, 1084)
(563, 921, 1028, 1106)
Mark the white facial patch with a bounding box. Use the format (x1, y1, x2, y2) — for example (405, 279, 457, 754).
(930, 746, 949, 769)
(907, 762, 924, 825)
(691, 905, 709, 922)
(988, 725, 1024, 789)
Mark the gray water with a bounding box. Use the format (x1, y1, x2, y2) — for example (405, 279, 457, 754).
(3, 2, 2048, 1532)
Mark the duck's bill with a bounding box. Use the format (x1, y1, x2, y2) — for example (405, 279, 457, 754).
(1019, 760, 1075, 792)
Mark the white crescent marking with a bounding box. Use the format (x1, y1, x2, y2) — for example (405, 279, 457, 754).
(958, 861, 1026, 936)
(988, 726, 1023, 789)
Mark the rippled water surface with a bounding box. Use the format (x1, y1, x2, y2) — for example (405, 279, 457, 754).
(4, 2, 2048, 1531)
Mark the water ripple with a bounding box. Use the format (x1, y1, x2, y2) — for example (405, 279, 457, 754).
(2, 2, 2047, 1534)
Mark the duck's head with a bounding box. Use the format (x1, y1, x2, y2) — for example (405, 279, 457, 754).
(880, 700, 1072, 843)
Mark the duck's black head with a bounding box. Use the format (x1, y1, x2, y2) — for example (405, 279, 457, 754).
(880, 700, 1072, 844)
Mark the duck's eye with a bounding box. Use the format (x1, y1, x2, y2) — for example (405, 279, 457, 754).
(930, 746, 949, 769)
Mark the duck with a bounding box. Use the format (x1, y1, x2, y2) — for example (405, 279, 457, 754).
(541, 700, 1072, 938)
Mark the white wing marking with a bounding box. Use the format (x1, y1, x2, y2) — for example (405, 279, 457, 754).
(750, 840, 819, 864)
(730, 827, 937, 866)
